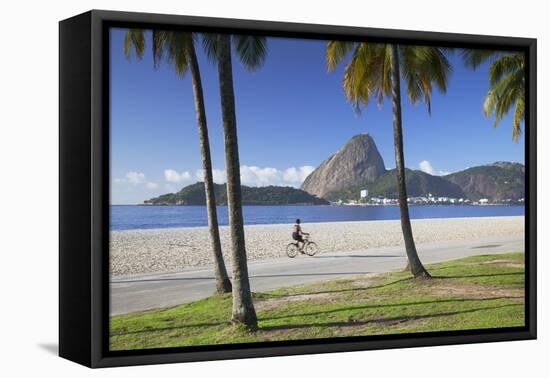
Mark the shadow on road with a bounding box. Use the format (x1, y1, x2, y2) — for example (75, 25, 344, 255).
(312, 254, 403, 259)
(111, 271, 379, 284)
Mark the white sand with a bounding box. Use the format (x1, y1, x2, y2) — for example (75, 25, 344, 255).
(109, 216, 524, 276)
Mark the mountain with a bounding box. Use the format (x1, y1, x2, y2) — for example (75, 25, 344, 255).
(301, 134, 386, 198)
(444, 162, 525, 201)
(300, 134, 524, 202)
(324, 169, 464, 202)
(144, 182, 329, 206)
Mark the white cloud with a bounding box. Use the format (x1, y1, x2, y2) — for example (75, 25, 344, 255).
(126, 171, 146, 184)
(166, 165, 315, 188)
(240, 166, 280, 187)
(112, 171, 160, 204)
(164, 169, 192, 183)
(419, 160, 435, 175)
(237, 165, 315, 187)
(419, 160, 450, 176)
(282, 166, 315, 184)
(212, 169, 227, 184)
(195, 168, 227, 184)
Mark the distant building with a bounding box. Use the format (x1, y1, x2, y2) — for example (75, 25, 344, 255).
(360, 189, 368, 198)
(479, 198, 489, 204)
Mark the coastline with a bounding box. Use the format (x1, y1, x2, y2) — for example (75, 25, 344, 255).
(110, 215, 524, 277)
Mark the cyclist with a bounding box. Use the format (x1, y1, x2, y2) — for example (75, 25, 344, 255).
(292, 218, 310, 253)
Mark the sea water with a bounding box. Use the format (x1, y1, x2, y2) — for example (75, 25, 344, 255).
(110, 205, 525, 231)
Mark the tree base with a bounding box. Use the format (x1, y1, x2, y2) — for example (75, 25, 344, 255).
(216, 278, 232, 294)
(413, 271, 431, 279)
(231, 315, 258, 331)
(403, 262, 431, 278)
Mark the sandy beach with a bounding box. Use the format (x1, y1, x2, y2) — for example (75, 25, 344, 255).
(109, 216, 524, 277)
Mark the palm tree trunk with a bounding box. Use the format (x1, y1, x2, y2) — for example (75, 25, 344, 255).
(389, 45, 430, 278)
(185, 43, 233, 293)
(216, 34, 258, 328)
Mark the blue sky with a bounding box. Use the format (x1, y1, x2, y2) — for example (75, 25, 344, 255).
(110, 28, 525, 204)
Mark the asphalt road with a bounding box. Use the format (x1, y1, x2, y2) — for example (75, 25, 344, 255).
(110, 235, 524, 315)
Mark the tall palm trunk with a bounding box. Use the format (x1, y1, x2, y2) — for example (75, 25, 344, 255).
(186, 43, 232, 293)
(389, 45, 430, 278)
(216, 34, 258, 327)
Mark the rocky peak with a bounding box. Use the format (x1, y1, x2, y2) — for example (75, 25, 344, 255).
(301, 133, 386, 198)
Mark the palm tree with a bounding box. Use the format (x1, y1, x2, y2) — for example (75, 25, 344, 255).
(327, 42, 452, 277)
(462, 50, 525, 141)
(203, 33, 267, 328)
(124, 29, 232, 293)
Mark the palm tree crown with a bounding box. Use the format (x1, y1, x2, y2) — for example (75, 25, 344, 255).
(462, 50, 525, 142)
(125, 29, 196, 76)
(326, 42, 451, 113)
(202, 33, 267, 71)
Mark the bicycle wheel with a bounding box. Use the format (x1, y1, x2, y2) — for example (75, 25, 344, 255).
(304, 241, 319, 256)
(286, 243, 299, 258)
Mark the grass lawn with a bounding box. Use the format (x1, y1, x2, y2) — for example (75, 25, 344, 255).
(110, 252, 525, 351)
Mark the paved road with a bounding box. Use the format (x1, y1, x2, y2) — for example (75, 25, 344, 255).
(110, 235, 524, 315)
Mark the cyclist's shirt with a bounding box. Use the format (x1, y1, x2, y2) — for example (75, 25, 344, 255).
(292, 224, 302, 240)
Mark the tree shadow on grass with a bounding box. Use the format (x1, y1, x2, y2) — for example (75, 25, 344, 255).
(260, 276, 414, 298)
(111, 321, 232, 337)
(260, 296, 523, 322)
(431, 272, 524, 279)
(261, 272, 524, 299)
(260, 303, 522, 332)
(112, 296, 523, 337)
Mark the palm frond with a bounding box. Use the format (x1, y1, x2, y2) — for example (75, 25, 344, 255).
(326, 41, 356, 72)
(201, 33, 219, 63)
(341, 43, 387, 112)
(483, 69, 524, 128)
(464, 49, 525, 141)
(488, 53, 524, 86)
(166, 32, 193, 76)
(512, 97, 524, 142)
(461, 49, 498, 69)
(399, 46, 452, 114)
(152, 30, 167, 68)
(232, 35, 267, 71)
(124, 29, 145, 59)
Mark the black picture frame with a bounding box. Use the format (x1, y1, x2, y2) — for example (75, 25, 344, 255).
(59, 9, 537, 368)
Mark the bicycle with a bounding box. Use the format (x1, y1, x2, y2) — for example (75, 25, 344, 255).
(286, 235, 319, 258)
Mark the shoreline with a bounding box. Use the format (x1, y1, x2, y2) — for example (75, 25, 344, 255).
(110, 216, 524, 277)
(111, 214, 525, 233)
(109, 215, 525, 233)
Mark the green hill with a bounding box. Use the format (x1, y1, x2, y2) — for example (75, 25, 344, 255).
(324, 169, 464, 201)
(144, 182, 329, 206)
(444, 162, 524, 201)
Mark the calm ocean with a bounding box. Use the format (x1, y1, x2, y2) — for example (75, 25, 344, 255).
(110, 205, 525, 231)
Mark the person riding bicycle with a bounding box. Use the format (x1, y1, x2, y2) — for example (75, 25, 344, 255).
(292, 218, 309, 253)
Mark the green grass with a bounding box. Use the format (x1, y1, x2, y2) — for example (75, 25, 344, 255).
(110, 252, 525, 351)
